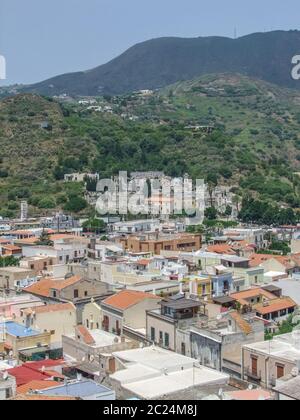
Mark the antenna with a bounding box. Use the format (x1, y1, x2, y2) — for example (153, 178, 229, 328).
(234, 27, 237, 39)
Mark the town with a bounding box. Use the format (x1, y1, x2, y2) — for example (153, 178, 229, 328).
(0, 194, 299, 401)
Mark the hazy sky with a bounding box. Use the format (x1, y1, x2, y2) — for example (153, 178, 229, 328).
(1, 0, 300, 85)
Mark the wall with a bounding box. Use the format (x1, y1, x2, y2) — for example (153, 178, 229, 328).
(124, 298, 161, 330)
(82, 302, 103, 330)
(146, 313, 176, 350)
(190, 329, 222, 371)
(18, 308, 77, 347)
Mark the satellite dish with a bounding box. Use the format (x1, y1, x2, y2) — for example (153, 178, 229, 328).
(89, 355, 94, 363)
(2, 371, 8, 380)
(218, 388, 223, 398)
(248, 384, 253, 390)
(81, 357, 86, 363)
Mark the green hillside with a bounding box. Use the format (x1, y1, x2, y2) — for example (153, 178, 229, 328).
(1, 74, 300, 218)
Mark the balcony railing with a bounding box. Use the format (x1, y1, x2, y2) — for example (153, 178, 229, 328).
(245, 367, 262, 382)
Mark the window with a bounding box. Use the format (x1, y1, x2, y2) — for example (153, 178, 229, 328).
(150, 327, 155, 342)
(181, 342, 186, 356)
(52, 291, 57, 298)
(50, 330, 55, 335)
(277, 364, 285, 379)
(74, 289, 79, 299)
(251, 356, 258, 377)
(84, 291, 88, 297)
(159, 331, 163, 342)
(164, 333, 170, 348)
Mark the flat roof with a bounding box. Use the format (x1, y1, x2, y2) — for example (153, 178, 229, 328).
(274, 376, 300, 399)
(243, 333, 300, 362)
(65, 329, 129, 348)
(213, 296, 235, 305)
(42, 380, 113, 398)
(111, 347, 228, 400)
(275, 279, 300, 305)
(0, 322, 40, 338)
(161, 297, 201, 310)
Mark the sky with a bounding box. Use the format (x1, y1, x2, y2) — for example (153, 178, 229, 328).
(0, 0, 300, 85)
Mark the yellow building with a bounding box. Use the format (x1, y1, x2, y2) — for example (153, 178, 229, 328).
(183, 275, 212, 298)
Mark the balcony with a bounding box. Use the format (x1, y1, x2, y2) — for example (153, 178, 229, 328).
(245, 367, 261, 382)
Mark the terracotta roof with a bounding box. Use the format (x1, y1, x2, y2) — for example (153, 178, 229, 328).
(136, 259, 151, 266)
(249, 253, 297, 270)
(25, 276, 82, 297)
(229, 311, 253, 335)
(15, 237, 39, 245)
(51, 275, 82, 291)
(103, 290, 158, 311)
(230, 288, 276, 303)
(50, 234, 76, 241)
(11, 394, 77, 400)
(31, 303, 75, 314)
(2, 244, 22, 251)
(225, 389, 272, 401)
(206, 244, 237, 255)
(254, 297, 297, 315)
(24, 279, 56, 298)
(76, 325, 95, 345)
(17, 380, 58, 395)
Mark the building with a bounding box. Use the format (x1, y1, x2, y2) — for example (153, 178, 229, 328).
(1, 245, 22, 257)
(62, 327, 137, 377)
(20, 201, 28, 222)
(274, 372, 300, 400)
(82, 300, 102, 330)
(24, 275, 109, 304)
(242, 330, 300, 389)
(19, 256, 57, 275)
(190, 311, 265, 377)
(0, 321, 51, 361)
(120, 233, 201, 255)
(0, 372, 16, 400)
(230, 288, 297, 322)
(0, 267, 38, 291)
(146, 294, 205, 353)
(101, 291, 161, 335)
(109, 346, 229, 400)
(40, 379, 115, 400)
(0, 295, 43, 319)
(7, 359, 66, 387)
(113, 219, 160, 234)
(18, 303, 77, 347)
(223, 228, 265, 249)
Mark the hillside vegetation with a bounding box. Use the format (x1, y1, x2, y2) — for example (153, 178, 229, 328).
(1, 74, 300, 218)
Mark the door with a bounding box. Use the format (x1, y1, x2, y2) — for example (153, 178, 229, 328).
(277, 364, 285, 379)
(251, 357, 258, 377)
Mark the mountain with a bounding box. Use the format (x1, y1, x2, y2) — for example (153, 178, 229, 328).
(21, 30, 300, 96)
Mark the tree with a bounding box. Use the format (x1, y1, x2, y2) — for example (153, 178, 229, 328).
(0, 256, 19, 267)
(82, 218, 106, 234)
(36, 230, 53, 246)
(205, 207, 218, 220)
(64, 196, 87, 213)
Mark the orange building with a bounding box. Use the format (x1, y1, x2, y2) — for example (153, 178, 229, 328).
(119, 232, 201, 255)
